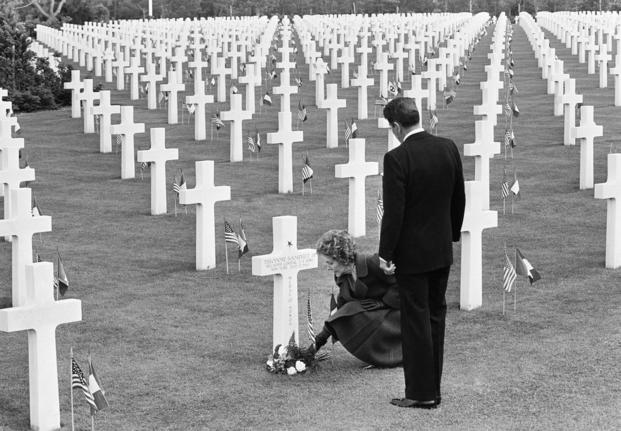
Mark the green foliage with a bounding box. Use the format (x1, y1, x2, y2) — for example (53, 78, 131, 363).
(0, 16, 72, 112)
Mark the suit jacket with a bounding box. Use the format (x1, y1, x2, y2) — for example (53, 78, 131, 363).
(379, 130, 465, 274)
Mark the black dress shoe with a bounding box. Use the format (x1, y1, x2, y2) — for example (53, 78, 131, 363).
(390, 398, 437, 409)
(436, 396, 441, 406)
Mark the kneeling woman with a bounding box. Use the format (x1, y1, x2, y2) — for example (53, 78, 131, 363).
(313, 230, 402, 367)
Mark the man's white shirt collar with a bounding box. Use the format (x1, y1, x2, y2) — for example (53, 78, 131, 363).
(403, 127, 425, 142)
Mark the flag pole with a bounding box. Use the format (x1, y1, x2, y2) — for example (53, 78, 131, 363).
(513, 280, 517, 312)
(309, 178, 313, 194)
(502, 289, 506, 316)
(70, 347, 75, 431)
(224, 240, 229, 274)
(238, 256, 241, 273)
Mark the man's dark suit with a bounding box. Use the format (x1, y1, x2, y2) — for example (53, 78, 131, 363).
(379, 130, 465, 402)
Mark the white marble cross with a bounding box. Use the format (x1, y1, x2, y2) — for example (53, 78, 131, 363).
(110, 105, 145, 179)
(185, 80, 214, 141)
(267, 112, 304, 193)
(374, 51, 394, 98)
(78, 79, 100, 134)
(323, 83, 346, 149)
(335, 138, 379, 237)
(596, 43, 612, 88)
(112, 54, 129, 91)
(0, 263, 81, 431)
(238, 62, 258, 114)
(90, 90, 120, 153)
(140, 62, 163, 110)
(338, 46, 354, 88)
(463, 120, 500, 210)
(188, 49, 209, 91)
(0, 188, 51, 305)
(252, 215, 318, 349)
(314, 59, 329, 108)
(273, 70, 298, 114)
(377, 117, 400, 151)
(213, 56, 232, 103)
(610, 61, 621, 106)
(403, 74, 428, 112)
(179, 160, 231, 270)
(220, 93, 253, 162)
(350, 66, 374, 120)
(0, 134, 35, 230)
(571, 105, 603, 189)
(459, 181, 497, 311)
(63, 70, 83, 118)
(160, 68, 185, 125)
(561, 78, 583, 146)
(136, 128, 179, 215)
(125, 53, 145, 100)
(421, 59, 442, 110)
(473, 87, 502, 127)
(595, 153, 621, 268)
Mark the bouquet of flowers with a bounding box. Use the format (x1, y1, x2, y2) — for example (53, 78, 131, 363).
(265, 332, 328, 375)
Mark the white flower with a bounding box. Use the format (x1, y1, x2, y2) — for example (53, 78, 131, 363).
(295, 360, 306, 373)
(286, 366, 297, 375)
(277, 345, 288, 357)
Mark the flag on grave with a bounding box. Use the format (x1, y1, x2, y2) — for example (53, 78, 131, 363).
(72, 358, 96, 410)
(350, 119, 358, 138)
(238, 218, 249, 257)
(504, 103, 512, 117)
(55, 251, 69, 297)
(501, 172, 511, 200)
(504, 128, 515, 148)
(295, 76, 302, 87)
(247, 134, 256, 153)
(344, 120, 352, 143)
(88, 355, 109, 414)
(376, 189, 384, 226)
(32, 194, 41, 217)
(444, 89, 456, 105)
(172, 171, 186, 194)
(297, 100, 307, 122)
(512, 102, 520, 117)
(269, 69, 278, 80)
(212, 112, 224, 130)
(454, 72, 461, 85)
(263, 92, 273, 106)
(429, 109, 439, 130)
(186, 104, 196, 115)
(302, 153, 314, 183)
(388, 80, 398, 96)
(307, 291, 315, 344)
(509, 81, 518, 95)
(231, 85, 239, 95)
(515, 248, 542, 285)
(224, 220, 239, 245)
(510, 172, 520, 198)
(396, 80, 402, 94)
(255, 130, 262, 152)
(210, 77, 216, 86)
(503, 250, 517, 293)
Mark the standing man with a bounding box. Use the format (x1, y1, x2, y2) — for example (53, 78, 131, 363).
(380, 97, 465, 409)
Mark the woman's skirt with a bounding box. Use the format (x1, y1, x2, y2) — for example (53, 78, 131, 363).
(325, 301, 402, 367)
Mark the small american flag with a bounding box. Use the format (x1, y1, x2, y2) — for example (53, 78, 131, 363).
(509, 81, 518, 95)
(255, 130, 262, 152)
(376, 189, 384, 226)
(344, 120, 352, 143)
(302, 153, 314, 183)
(297, 100, 307, 122)
(350, 119, 358, 138)
(172, 171, 186, 194)
(72, 358, 96, 410)
(224, 220, 239, 245)
(512, 102, 520, 117)
(238, 218, 249, 257)
(504, 103, 512, 117)
(307, 290, 315, 344)
(503, 250, 517, 292)
(212, 112, 224, 130)
(247, 135, 256, 153)
(501, 174, 510, 200)
(295, 76, 302, 87)
(263, 92, 273, 106)
(429, 109, 439, 131)
(444, 89, 456, 105)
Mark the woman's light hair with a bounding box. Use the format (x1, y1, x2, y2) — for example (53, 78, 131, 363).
(315, 229, 357, 266)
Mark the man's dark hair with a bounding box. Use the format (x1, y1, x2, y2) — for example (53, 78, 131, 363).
(383, 97, 420, 128)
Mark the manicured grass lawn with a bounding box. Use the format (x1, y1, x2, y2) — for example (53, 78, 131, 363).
(1, 18, 620, 430)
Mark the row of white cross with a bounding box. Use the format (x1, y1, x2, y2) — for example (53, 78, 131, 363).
(0, 90, 82, 431)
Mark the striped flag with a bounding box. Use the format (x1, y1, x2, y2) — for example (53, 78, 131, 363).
(302, 153, 314, 183)
(247, 134, 256, 153)
(501, 172, 510, 200)
(307, 290, 315, 344)
(503, 250, 517, 293)
(115, 134, 124, 147)
(224, 220, 239, 245)
(88, 355, 109, 413)
(72, 358, 96, 410)
(55, 251, 69, 297)
(344, 120, 352, 143)
(376, 189, 384, 226)
(297, 100, 307, 122)
(504, 129, 515, 148)
(238, 218, 249, 257)
(172, 171, 186, 194)
(504, 103, 512, 117)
